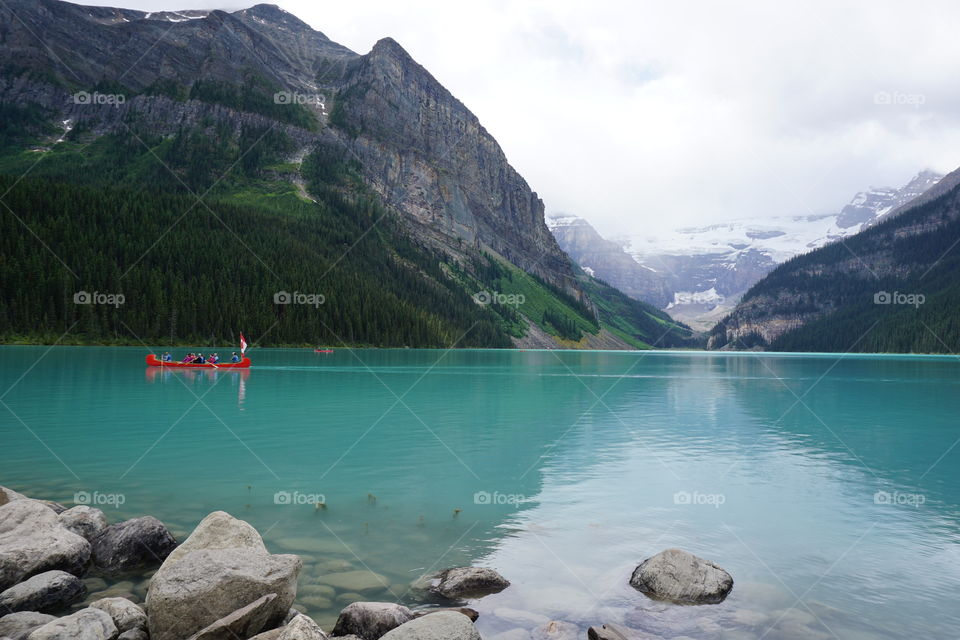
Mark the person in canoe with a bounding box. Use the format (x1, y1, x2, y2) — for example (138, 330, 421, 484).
(209, 353, 220, 364)
(231, 352, 240, 363)
(181, 352, 195, 363)
(161, 352, 172, 362)
(196, 353, 206, 364)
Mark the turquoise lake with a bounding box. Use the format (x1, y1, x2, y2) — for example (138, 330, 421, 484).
(2, 346, 959, 639)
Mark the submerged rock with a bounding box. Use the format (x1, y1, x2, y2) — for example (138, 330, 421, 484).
(58, 507, 108, 543)
(431, 567, 509, 599)
(146, 511, 301, 640)
(587, 623, 662, 640)
(91, 517, 177, 574)
(0, 612, 57, 640)
(316, 571, 390, 595)
(0, 500, 91, 591)
(629, 549, 733, 605)
(532, 621, 578, 640)
(25, 607, 118, 640)
(0, 570, 86, 613)
(332, 602, 414, 640)
(380, 611, 480, 640)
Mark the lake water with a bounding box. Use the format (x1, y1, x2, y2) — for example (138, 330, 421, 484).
(2, 346, 959, 639)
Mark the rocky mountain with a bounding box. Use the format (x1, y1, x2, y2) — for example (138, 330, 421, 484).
(548, 170, 942, 330)
(708, 165, 960, 353)
(0, 0, 693, 349)
(546, 215, 672, 307)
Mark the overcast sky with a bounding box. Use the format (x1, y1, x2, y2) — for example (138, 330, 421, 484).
(79, 0, 960, 237)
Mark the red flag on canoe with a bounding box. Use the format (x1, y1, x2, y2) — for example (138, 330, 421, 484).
(240, 332, 248, 355)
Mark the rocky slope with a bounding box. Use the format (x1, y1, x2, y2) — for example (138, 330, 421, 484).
(708, 165, 960, 353)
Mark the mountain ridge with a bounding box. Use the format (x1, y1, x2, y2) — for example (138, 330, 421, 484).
(0, 0, 694, 349)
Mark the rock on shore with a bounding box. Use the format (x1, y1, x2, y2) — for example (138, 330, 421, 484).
(91, 517, 178, 574)
(380, 611, 481, 640)
(0, 499, 91, 591)
(146, 511, 301, 640)
(0, 570, 86, 613)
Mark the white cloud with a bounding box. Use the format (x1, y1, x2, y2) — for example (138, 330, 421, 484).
(76, 0, 960, 237)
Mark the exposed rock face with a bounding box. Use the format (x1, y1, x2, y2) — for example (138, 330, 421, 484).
(146, 511, 301, 640)
(25, 607, 118, 640)
(89, 598, 147, 634)
(0, 570, 86, 613)
(91, 517, 178, 574)
(58, 507, 109, 542)
(332, 602, 415, 640)
(379, 611, 480, 640)
(431, 567, 510, 599)
(335, 38, 580, 298)
(0, 612, 57, 640)
(547, 216, 672, 308)
(0, 500, 91, 591)
(629, 549, 733, 605)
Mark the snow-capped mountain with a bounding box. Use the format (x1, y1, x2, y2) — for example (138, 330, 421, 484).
(549, 170, 943, 330)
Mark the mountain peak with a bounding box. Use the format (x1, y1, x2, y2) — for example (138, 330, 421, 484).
(234, 3, 313, 32)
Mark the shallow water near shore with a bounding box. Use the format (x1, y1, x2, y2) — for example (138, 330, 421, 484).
(2, 346, 960, 638)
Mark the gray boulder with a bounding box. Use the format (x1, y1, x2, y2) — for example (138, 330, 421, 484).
(629, 549, 733, 605)
(89, 597, 147, 634)
(277, 613, 328, 639)
(380, 612, 480, 640)
(58, 507, 108, 543)
(0, 570, 86, 613)
(146, 511, 301, 640)
(332, 602, 414, 640)
(0, 612, 57, 640)
(0, 500, 91, 590)
(432, 568, 509, 599)
(117, 630, 148, 640)
(186, 593, 278, 640)
(26, 607, 118, 640)
(91, 517, 177, 574)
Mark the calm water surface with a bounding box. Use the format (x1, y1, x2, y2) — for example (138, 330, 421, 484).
(2, 346, 959, 639)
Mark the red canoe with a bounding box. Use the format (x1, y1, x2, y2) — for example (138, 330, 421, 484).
(146, 354, 251, 368)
